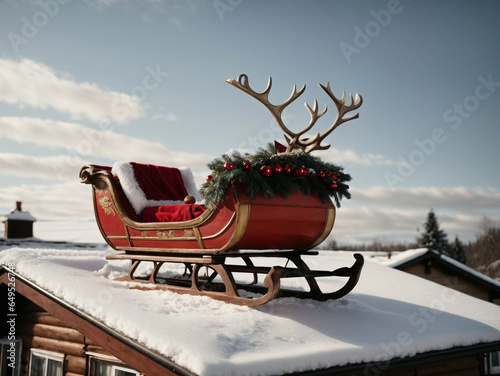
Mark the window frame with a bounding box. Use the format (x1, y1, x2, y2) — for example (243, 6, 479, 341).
(28, 349, 64, 376)
(87, 353, 141, 376)
(488, 350, 500, 374)
(0, 338, 22, 376)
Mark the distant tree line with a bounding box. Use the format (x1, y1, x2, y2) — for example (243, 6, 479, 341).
(324, 210, 500, 280)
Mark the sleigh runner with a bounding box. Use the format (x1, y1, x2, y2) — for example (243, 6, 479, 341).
(80, 74, 365, 306)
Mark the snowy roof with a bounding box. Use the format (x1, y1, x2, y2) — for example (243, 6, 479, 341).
(2, 248, 500, 376)
(381, 248, 500, 288)
(4, 209, 37, 222)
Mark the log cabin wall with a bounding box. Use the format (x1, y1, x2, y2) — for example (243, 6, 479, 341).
(15, 294, 119, 376)
(401, 263, 491, 302)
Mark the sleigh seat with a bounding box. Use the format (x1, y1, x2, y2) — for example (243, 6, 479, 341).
(109, 161, 205, 223)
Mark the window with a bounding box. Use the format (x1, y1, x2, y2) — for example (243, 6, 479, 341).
(29, 349, 64, 376)
(0, 338, 22, 376)
(88, 355, 140, 376)
(488, 351, 500, 374)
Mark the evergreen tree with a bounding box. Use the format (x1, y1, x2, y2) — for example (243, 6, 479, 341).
(418, 209, 449, 254)
(449, 235, 467, 264)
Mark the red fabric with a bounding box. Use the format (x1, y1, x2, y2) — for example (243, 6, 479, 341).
(131, 162, 188, 201)
(142, 204, 205, 222)
(95, 163, 205, 223)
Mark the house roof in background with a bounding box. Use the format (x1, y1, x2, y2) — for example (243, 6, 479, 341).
(382, 248, 500, 296)
(3, 209, 37, 222)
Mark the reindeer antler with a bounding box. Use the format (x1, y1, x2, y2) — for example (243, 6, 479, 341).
(227, 74, 363, 154)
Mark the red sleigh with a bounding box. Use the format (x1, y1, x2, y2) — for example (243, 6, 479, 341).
(80, 74, 364, 306)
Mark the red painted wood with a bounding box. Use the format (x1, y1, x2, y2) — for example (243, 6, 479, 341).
(90, 169, 334, 254)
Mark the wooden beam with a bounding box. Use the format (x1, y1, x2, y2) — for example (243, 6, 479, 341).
(0, 269, 194, 376)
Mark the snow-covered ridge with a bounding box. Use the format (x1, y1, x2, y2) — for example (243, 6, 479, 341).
(1, 248, 500, 376)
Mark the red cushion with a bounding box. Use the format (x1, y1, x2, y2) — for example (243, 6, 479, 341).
(131, 162, 188, 202)
(142, 204, 205, 222)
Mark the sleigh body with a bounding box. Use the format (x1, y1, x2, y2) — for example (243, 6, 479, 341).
(80, 164, 335, 254)
(80, 163, 363, 306)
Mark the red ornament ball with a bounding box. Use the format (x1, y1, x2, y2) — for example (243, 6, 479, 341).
(206, 175, 213, 182)
(260, 165, 272, 176)
(273, 164, 283, 173)
(224, 162, 235, 171)
(331, 183, 338, 189)
(317, 170, 325, 178)
(283, 164, 291, 174)
(295, 167, 304, 175)
(243, 161, 251, 170)
(332, 174, 339, 180)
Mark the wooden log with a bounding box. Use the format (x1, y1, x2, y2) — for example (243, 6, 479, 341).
(65, 355, 87, 375)
(19, 322, 85, 344)
(22, 311, 68, 328)
(23, 336, 85, 357)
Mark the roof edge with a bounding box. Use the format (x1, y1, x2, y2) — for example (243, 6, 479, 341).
(393, 249, 500, 294)
(288, 341, 500, 376)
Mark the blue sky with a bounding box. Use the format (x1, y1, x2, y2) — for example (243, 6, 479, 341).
(0, 0, 499, 245)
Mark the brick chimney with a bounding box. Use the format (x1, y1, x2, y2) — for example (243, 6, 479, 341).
(16, 201, 22, 211)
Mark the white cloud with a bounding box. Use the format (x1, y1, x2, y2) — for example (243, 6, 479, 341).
(332, 206, 487, 246)
(350, 186, 500, 210)
(0, 117, 212, 178)
(0, 152, 87, 181)
(0, 181, 93, 220)
(326, 185, 500, 245)
(315, 148, 395, 166)
(0, 58, 144, 124)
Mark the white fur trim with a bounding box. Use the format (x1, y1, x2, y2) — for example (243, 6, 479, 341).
(179, 167, 205, 204)
(112, 161, 187, 215)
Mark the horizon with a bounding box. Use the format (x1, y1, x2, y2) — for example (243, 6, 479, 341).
(0, 0, 499, 245)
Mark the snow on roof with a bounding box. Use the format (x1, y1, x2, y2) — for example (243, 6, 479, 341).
(381, 248, 500, 288)
(4, 210, 37, 222)
(379, 248, 430, 268)
(1, 248, 500, 376)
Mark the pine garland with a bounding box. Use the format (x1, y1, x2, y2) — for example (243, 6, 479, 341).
(200, 143, 351, 208)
